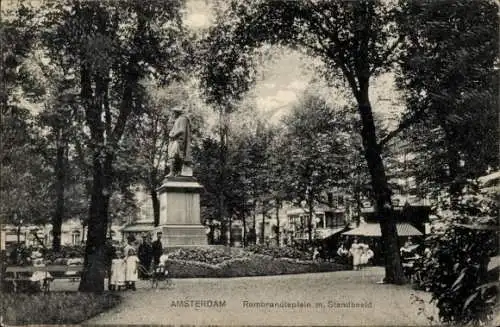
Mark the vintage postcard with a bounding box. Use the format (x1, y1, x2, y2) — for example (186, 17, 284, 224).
(1, 0, 498, 326)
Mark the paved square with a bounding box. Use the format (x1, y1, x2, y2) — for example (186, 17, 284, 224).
(82, 267, 438, 326)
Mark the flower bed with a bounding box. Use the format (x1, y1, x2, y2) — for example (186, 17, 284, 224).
(1, 292, 121, 325)
(244, 244, 312, 260)
(167, 254, 348, 278)
(166, 259, 219, 278)
(168, 247, 250, 265)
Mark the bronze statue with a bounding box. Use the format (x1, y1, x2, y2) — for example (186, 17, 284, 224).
(166, 106, 193, 178)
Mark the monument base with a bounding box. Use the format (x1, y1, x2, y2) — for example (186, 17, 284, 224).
(156, 225, 208, 247)
(156, 176, 208, 247)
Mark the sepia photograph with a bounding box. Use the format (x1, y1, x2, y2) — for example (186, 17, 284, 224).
(0, 0, 498, 325)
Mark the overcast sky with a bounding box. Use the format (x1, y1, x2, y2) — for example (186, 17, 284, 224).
(184, 0, 405, 125)
(3, 0, 405, 126)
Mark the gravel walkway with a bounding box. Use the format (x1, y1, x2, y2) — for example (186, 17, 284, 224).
(83, 267, 438, 326)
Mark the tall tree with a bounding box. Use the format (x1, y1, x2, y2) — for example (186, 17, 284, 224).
(40, 0, 189, 292)
(0, 106, 53, 227)
(127, 83, 171, 227)
(192, 137, 221, 243)
(200, 0, 409, 283)
(396, 0, 498, 199)
(193, 133, 251, 245)
(32, 57, 84, 251)
(276, 94, 356, 241)
(1, 4, 54, 229)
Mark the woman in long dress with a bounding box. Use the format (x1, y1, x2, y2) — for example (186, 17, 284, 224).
(110, 251, 125, 291)
(125, 249, 139, 290)
(349, 239, 363, 270)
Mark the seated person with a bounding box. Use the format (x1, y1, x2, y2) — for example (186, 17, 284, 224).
(155, 249, 170, 276)
(65, 253, 82, 279)
(31, 257, 53, 283)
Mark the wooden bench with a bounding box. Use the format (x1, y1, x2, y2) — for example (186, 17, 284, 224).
(4, 265, 83, 293)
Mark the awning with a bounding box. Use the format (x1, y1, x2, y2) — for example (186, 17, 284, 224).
(478, 171, 500, 185)
(342, 222, 423, 237)
(317, 227, 346, 239)
(294, 227, 345, 240)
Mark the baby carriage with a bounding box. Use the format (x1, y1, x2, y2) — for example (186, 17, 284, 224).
(138, 263, 173, 289)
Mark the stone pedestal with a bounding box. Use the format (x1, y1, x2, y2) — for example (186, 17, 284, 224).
(156, 177, 208, 246)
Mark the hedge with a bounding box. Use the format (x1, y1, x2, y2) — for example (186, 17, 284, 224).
(244, 244, 313, 260)
(167, 255, 348, 278)
(1, 292, 121, 325)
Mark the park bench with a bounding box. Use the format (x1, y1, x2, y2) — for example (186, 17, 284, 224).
(4, 265, 83, 293)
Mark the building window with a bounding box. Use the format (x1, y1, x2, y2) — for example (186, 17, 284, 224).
(316, 213, 325, 228)
(299, 215, 306, 228)
(325, 212, 344, 228)
(325, 216, 335, 228)
(72, 230, 81, 245)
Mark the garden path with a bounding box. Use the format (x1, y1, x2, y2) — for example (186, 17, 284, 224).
(82, 267, 439, 326)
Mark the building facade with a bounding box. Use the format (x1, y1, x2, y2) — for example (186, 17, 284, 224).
(1, 219, 123, 251)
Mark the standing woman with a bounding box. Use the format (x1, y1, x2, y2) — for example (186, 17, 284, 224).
(349, 238, 362, 270)
(125, 248, 139, 290)
(109, 250, 125, 291)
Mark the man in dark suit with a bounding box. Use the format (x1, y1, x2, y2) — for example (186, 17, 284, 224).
(138, 234, 153, 278)
(152, 232, 163, 267)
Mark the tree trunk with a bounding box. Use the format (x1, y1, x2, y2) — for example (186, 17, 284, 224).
(219, 196, 227, 245)
(78, 154, 110, 292)
(442, 126, 463, 203)
(252, 200, 257, 231)
(357, 85, 406, 285)
(151, 188, 160, 227)
(261, 208, 265, 244)
(242, 200, 247, 247)
(52, 132, 66, 252)
(78, 63, 112, 292)
(275, 200, 280, 246)
(355, 187, 362, 227)
(228, 215, 232, 246)
(307, 200, 313, 243)
(17, 224, 21, 245)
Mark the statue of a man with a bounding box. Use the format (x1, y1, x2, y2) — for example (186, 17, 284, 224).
(166, 106, 193, 178)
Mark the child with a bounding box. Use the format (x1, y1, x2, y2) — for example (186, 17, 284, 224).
(365, 246, 374, 266)
(125, 248, 139, 290)
(64, 253, 82, 281)
(360, 244, 373, 268)
(31, 256, 53, 290)
(156, 249, 170, 276)
(110, 250, 125, 291)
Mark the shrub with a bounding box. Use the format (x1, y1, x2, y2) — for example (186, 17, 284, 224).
(44, 245, 85, 263)
(166, 255, 347, 278)
(1, 292, 121, 325)
(167, 259, 219, 278)
(416, 183, 498, 325)
(244, 244, 312, 260)
(168, 247, 250, 265)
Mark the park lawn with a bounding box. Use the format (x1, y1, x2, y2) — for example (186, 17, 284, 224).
(1, 291, 121, 325)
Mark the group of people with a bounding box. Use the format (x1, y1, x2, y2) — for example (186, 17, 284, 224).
(109, 231, 167, 291)
(337, 238, 375, 270)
